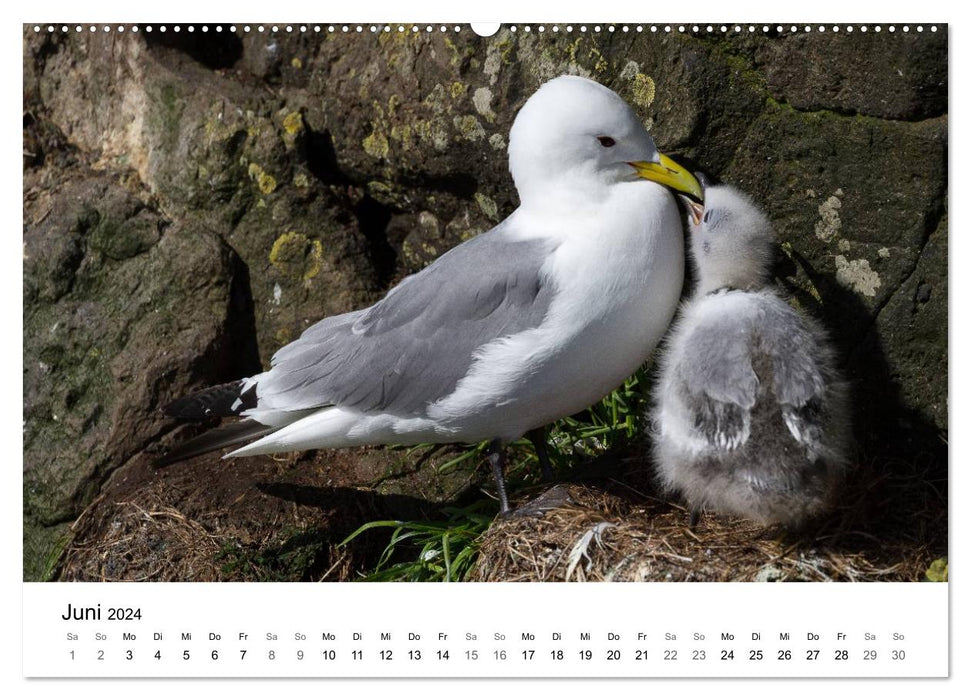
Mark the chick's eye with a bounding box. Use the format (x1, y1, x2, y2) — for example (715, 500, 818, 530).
(597, 136, 616, 148)
(702, 210, 712, 223)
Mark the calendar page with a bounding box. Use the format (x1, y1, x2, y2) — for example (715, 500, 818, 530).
(21, 6, 950, 685)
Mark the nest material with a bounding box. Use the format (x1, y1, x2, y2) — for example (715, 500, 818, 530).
(472, 451, 946, 583)
(58, 483, 360, 582)
(54, 453, 370, 582)
(58, 491, 226, 582)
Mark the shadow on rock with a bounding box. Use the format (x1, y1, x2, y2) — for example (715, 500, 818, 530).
(777, 252, 946, 568)
(256, 482, 472, 523)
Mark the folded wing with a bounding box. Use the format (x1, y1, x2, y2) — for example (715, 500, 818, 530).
(675, 315, 760, 451)
(253, 223, 558, 417)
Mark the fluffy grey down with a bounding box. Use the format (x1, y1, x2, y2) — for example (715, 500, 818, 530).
(652, 184, 850, 528)
(653, 291, 850, 527)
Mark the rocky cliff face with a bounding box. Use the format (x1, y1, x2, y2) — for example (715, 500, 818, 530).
(23, 25, 947, 580)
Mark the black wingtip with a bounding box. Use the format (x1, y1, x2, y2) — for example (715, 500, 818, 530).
(163, 380, 257, 422)
(154, 419, 275, 468)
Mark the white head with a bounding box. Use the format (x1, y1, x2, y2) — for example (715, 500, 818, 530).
(684, 184, 775, 296)
(507, 75, 702, 207)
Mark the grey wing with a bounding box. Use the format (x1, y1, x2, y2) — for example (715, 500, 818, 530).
(756, 298, 839, 455)
(256, 222, 557, 415)
(675, 317, 760, 451)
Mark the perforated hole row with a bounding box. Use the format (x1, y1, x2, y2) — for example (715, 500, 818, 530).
(30, 24, 940, 35)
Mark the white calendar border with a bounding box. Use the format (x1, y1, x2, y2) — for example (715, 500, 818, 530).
(7, 0, 960, 695)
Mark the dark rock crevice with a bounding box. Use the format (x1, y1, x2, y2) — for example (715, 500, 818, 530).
(352, 194, 398, 289)
(142, 26, 244, 70)
(303, 126, 349, 187)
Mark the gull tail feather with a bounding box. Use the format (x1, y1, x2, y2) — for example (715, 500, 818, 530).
(227, 407, 366, 457)
(155, 420, 277, 467)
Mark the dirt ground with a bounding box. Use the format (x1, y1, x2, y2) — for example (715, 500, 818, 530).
(56, 440, 482, 582)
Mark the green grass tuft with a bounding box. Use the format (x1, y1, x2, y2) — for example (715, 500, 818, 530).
(343, 367, 654, 581)
(341, 501, 495, 582)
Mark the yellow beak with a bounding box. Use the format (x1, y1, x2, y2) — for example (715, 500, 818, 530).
(629, 154, 704, 203)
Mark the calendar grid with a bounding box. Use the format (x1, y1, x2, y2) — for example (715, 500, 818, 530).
(24, 582, 948, 678)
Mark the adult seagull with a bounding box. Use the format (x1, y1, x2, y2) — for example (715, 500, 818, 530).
(159, 75, 703, 512)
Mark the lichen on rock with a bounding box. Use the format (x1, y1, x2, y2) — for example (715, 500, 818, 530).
(269, 231, 324, 282)
(834, 254, 882, 297)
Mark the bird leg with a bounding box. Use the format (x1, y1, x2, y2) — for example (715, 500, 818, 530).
(487, 439, 510, 514)
(689, 508, 701, 529)
(526, 427, 556, 482)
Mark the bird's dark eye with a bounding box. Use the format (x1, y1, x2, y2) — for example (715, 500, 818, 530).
(703, 210, 712, 223)
(597, 136, 616, 147)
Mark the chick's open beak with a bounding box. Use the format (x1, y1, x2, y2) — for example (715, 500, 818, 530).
(630, 154, 704, 203)
(679, 195, 705, 226)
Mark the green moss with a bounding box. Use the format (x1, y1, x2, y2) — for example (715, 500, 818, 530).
(42, 527, 73, 581)
(216, 528, 332, 581)
(89, 217, 160, 260)
(700, 39, 771, 96)
(23, 522, 72, 581)
(160, 83, 178, 112)
(152, 83, 185, 149)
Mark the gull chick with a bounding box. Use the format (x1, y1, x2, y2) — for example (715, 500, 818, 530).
(160, 75, 703, 513)
(652, 183, 850, 528)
